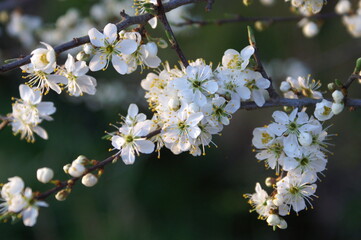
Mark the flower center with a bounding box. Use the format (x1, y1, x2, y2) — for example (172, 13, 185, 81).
(192, 80, 202, 89)
(261, 133, 273, 144)
(289, 186, 299, 195)
(40, 54, 49, 65)
(298, 157, 309, 166)
(126, 135, 134, 143)
(322, 106, 331, 116)
(178, 121, 188, 131)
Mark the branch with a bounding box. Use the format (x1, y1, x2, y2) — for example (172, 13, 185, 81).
(240, 97, 361, 110)
(35, 129, 162, 200)
(174, 12, 340, 27)
(156, 0, 189, 67)
(0, 0, 207, 73)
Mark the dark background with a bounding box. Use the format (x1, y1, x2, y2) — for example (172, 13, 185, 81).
(0, 0, 361, 239)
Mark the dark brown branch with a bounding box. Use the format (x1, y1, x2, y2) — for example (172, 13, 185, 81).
(156, 0, 189, 67)
(174, 12, 340, 27)
(0, 0, 206, 73)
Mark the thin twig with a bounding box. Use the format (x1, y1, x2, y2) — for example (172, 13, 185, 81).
(35, 129, 162, 200)
(205, 0, 215, 12)
(156, 0, 189, 67)
(174, 12, 340, 27)
(0, 0, 206, 73)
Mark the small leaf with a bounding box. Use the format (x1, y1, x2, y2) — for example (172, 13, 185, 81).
(247, 26, 256, 46)
(353, 57, 361, 74)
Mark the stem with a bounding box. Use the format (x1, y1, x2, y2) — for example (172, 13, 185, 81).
(35, 129, 162, 200)
(156, 0, 189, 67)
(174, 12, 341, 27)
(0, 0, 205, 73)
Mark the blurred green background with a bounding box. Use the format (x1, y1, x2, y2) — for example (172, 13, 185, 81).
(1, 0, 361, 239)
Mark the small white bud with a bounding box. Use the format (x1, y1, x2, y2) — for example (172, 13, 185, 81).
(81, 173, 98, 187)
(63, 164, 71, 174)
(168, 98, 180, 111)
(260, 0, 274, 6)
(298, 132, 313, 146)
(36, 167, 54, 183)
(55, 189, 69, 201)
(277, 218, 288, 229)
(68, 163, 86, 177)
(328, 83, 336, 91)
(76, 51, 90, 61)
(332, 90, 344, 103)
(265, 177, 274, 187)
(280, 81, 291, 92)
(302, 21, 319, 38)
(335, 0, 351, 15)
(74, 155, 88, 165)
(83, 43, 94, 54)
(332, 102, 344, 115)
(267, 214, 280, 226)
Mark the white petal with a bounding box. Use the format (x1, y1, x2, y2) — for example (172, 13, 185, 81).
(240, 45, 254, 60)
(65, 54, 75, 73)
(272, 111, 289, 124)
(144, 56, 161, 68)
(121, 145, 135, 165)
(111, 54, 128, 74)
(252, 90, 266, 107)
(118, 39, 138, 55)
(148, 17, 158, 29)
(136, 140, 155, 154)
(33, 126, 48, 140)
(88, 28, 105, 47)
(112, 136, 125, 149)
(22, 207, 39, 227)
(103, 23, 117, 43)
(89, 53, 107, 72)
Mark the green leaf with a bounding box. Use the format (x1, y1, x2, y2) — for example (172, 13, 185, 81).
(247, 26, 256, 46)
(353, 57, 361, 74)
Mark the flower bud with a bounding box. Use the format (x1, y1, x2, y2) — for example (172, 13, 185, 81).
(267, 214, 280, 226)
(63, 164, 71, 174)
(81, 173, 98, 187)
(277, 218, 288, 229)
(332, 102, 344, 115)
(280, 81, 291, 92)
(302, 21, 319, 38)
(327, 83, 336, 91)
(260, 0, 274, 6)
(68, 163, 86, 177)
(298, 132, 312, 146)
(332, 90, 344, 103)
(74, 155, 88, 165)
(243, 0, 253, 6)
(168, 98, 180, 111)
(335, 0, 351, 14)
(36, 167, 54, 184)
(55, 189, 69, 201)
(157, 38, 168, 49)
(76, 51, 90, 61)
(265, 177, 275, 187)
(83, 43, 94, 54)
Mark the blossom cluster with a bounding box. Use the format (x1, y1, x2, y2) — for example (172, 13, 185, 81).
(285, 0, 324, 16)
(0, 177, 48, 227)
(107, 44, 271, 164)
(245, 108, 333, 229)
(6, 21, 161, 142)
(339, 0, 361, 37)
(9, 84, 55, 142)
